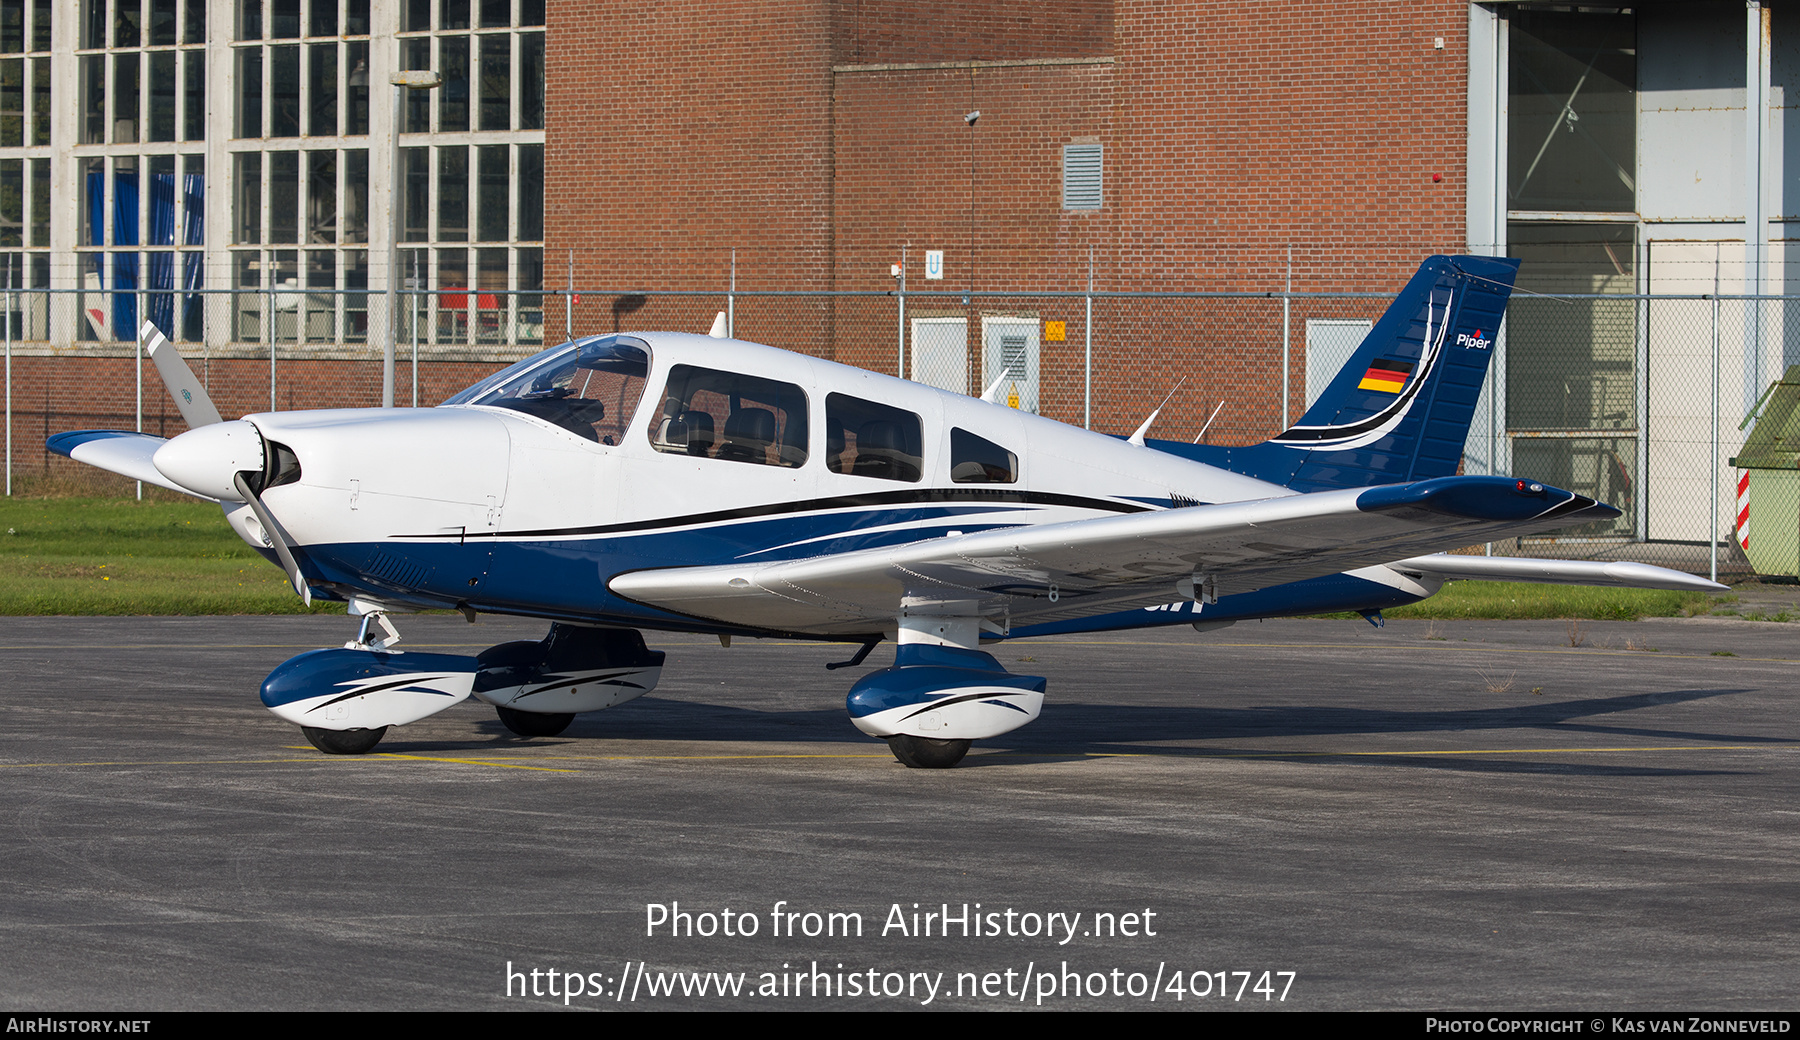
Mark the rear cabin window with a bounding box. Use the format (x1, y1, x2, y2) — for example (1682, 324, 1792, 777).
(825, 394, 923, 483)
(649, 365, 809, 468)
(951, 428, 1018, 484)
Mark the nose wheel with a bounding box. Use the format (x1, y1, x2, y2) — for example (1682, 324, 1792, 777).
(301, 726, 388, 755)
(495, 705, 575, 737)
(887, 735, 972, 769)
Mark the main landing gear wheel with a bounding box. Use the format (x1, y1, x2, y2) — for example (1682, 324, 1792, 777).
(887, 735, 972, 769)
(496, 705, 575, 737)
(301, 726, 388, 755)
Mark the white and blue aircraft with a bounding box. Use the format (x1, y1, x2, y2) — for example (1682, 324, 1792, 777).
(49, 255, 1720, 767)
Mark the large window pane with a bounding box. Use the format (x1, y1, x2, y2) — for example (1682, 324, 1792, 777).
(345, 0, 367, 35)
(476, 145, 506, 241)
(236, 47, 262, 138)
(307, 42, 336, 135)
(309, 0, 334, 37)
(82, 0, 103, 48)
(437, 145, 467, 241)
(2, 0, 22, 52)
(403, 0, 428, 32)
(147, 154, 174, 246)
(438, 35, 468, 131)
(31, 0, 49, 51)
(479, 33, 508, 130)
(343, 148, 367, 242)
(269, 0, 297, 38)
(345, 40, 368, 134)
(149, 0, 174, 44)
(441, 0, 467, 30)
(28, 55, 45, 144)
(184, 0, 204, 43)
(400, 146, 427, 241)
(401, 37, 429, 131)
(306, 149, 334, 243)
(29, 156, 46, 246)
(0, 58, 20, 147)
(269, 45, 299, 137)
(519, 32, 542, 130)
(182, 50, 204, 140)
(1506, 223, 1637, 434)
(234, 153, 261, 243)
(113, 52, 138, 143)
(149, 50, 175, 141)
(517, 143, 541, 240)
(1508, 7, 1636, 212)
(0, 159, 21, 247)
(268, 150, 297, 243)
(113, 0, 138, 46)
(112, 156, 138, 246)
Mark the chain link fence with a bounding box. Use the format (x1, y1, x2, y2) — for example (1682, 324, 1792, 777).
(1, 282, 1785, 581)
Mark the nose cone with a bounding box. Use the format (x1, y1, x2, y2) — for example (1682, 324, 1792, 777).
(153, 420, 265, 501)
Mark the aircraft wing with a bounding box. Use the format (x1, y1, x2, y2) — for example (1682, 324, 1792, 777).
(609, 475, 1624, 634)
(46, 430, 216, 500)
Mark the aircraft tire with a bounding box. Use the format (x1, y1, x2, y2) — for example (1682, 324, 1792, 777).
(301, 726, 388, 754)
(887, 735, 972, 769)
(496, 705, 575, 737)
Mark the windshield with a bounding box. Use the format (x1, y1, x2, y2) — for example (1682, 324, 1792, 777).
(443, 335, 651, 446)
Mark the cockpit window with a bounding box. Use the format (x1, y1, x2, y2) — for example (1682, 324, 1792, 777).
(444, 335, 650, 446)
(649, 364, 808, 468)
(825, 394, 922, 482)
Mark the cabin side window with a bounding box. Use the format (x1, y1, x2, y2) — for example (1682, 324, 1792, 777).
(649, 365, 809, 468)
(951, 428, 1018, 484)
(824, 394, 923, 483)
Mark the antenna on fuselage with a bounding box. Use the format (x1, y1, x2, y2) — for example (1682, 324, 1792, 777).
(978, 371, 1011, 404)
(707, 311, 728, 338)
(1193, 399, 1225, 444)
(1127, 379, 1186, 447)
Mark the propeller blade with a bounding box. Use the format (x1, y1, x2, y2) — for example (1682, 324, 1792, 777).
(141, 321, 224, 429)
(232, 471, 312, 606)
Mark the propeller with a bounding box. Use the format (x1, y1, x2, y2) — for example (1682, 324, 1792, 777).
(139, 321, 313, 605)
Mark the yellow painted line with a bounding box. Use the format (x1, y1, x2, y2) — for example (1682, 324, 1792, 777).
(0, 757, 331, 768)
(375, 752, 579, 773)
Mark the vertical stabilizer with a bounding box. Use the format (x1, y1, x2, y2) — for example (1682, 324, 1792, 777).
(1153, 255, 1519, 491)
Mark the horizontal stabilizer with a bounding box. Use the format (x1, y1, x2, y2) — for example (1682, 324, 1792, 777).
(46, 430, 215, 500)
(1390, 554, 1727, 592)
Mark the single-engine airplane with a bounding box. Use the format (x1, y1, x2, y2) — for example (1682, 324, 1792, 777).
(49, 255, 1722, 767)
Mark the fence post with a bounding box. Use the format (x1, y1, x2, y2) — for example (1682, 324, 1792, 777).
(4, 255, 10, 496)
(565, 249, 573, 343)
(410, 252, 420, 408)
(727, 248, 735, 339)
(1711, 283, 1721, 585)
(1281, 245, 1291, 429)
(896, 245, 907, 381)
(1084, 246, 1093, 430)
(135, 278, 142, 500)
(267, 277, 275, 413)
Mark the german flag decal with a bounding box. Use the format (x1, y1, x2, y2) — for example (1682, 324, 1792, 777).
(1357, 359, 1415, 394)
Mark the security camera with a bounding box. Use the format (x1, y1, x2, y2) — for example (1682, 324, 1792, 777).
(964, 111, 980, 125)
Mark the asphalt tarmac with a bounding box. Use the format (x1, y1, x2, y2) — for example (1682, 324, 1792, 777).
(1, 612, 1796, 1011)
